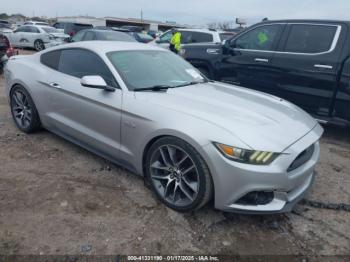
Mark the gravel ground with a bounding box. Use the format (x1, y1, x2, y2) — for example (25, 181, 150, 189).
(0, 50, 349, 258)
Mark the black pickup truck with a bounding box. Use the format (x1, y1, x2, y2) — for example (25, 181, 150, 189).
(181, 20, 350, 125)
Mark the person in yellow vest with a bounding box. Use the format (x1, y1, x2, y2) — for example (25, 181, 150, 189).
(170, 29, 182, 54)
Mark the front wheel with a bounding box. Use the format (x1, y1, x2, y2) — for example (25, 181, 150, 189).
(145, 137, 213, 212)
(34, 39, 45, 51)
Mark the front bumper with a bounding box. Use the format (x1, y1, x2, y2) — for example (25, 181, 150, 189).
(44, 40, 64, 49)
(203, 124, 323, 214)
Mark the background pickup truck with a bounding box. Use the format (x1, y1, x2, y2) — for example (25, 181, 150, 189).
(181, 19, 350, 125)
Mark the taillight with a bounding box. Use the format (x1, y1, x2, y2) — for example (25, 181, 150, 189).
(69, 31, 76, 37)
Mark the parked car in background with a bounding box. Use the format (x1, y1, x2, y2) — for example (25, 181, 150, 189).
(181, 19, 350, 125)
(151, 28, 234, 49)
(7, 25, 69, 51)
(0, 34, 16, 73)
(147, 30, 158, 38)
(120, 25, 143, 32)
(24, 21, 50, 26)
(94, 26, 154, 43)
(0, 23, 13, 34)
(69, 29, 136, 43)
(129, 32, 154, 43)
(53, 22, 93, 36)
(4, 41, 323, 214)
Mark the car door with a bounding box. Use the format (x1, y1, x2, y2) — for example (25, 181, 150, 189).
(26, 26, 41, 47)
(218, 24, 285, 94)
(10, 26, 26, 47)
(44, 48, 123, 158)
(270, 23, 345, 117)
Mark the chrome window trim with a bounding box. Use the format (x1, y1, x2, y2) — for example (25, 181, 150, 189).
(233, 23, 342, 56)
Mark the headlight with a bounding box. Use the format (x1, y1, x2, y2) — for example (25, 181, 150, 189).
(46, 34, 54, 40)
(214, 143, 279, 165)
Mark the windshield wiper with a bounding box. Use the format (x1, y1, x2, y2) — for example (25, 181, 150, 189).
(134, 80, 208, 92)
(133, 85, 174, 92)
(174, 81, 206, 87)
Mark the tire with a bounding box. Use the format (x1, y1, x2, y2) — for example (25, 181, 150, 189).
(34, 39, 45, 51)
(10, 85, 41, 133)
(145, 136, 213, 212)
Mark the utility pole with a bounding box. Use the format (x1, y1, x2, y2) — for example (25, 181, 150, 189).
(141, 9, 143, 23)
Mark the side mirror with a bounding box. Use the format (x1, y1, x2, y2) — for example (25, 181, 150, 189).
(81, 75, 115, 92)
(223, 39, 235, 55)
(225, 39, 233, 48)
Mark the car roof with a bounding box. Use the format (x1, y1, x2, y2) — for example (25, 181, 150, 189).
(37, 25, 55, 29)
(83, 29, 128, 33)
(178, 28, 218, 33)
(25, 21, 49, 24)
(43, 41, 166, 54)
(259, 19, 350, 25)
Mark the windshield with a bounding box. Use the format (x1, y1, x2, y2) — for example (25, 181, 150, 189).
(137, 33, 154, 40)
(99, 31, 135, 42)
(108, 50, 205, 90)
(41, 27, 59, 33)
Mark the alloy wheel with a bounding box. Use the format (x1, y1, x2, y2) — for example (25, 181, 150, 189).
(149, 145, 200, 207)
(35, 40, 44, 51)
(11, 90, 32, 129)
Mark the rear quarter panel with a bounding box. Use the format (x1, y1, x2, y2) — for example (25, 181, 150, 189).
(4, 54, 50, 122)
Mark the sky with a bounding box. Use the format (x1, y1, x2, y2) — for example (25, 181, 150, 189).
(1, 0, 349, 26)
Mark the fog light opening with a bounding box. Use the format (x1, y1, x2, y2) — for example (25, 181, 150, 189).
(235, 191, 274, 206)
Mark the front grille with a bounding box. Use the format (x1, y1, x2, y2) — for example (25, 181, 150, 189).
(288, 144, 315, 172)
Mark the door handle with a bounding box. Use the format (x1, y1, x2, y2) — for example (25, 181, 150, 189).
(314, 64, 333, 69)
(49, 82, 61, 89)
(254, 58, 269, 63)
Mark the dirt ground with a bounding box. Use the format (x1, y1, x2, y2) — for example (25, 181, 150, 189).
(0, 50, 349, 258)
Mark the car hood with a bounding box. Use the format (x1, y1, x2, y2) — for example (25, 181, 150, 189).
(136, 82, 318, 152)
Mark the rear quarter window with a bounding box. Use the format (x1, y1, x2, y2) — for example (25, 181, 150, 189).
(181, 31, 214, 44)
(40, 50, 61, 70)
(284, 24, 338, 54)
(191, 32, 213, 43)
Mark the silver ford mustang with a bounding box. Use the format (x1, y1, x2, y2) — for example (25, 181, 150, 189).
(4, 41, 323, 214)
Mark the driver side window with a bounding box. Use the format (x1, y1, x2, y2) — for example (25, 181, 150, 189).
(58, 48, 118, 87)
(234, 25, 281, 51)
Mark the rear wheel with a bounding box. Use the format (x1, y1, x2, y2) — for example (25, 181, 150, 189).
(10, 85, 41, 133)
(145, 136, 213, 212)
(34, 39, 45, 51)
